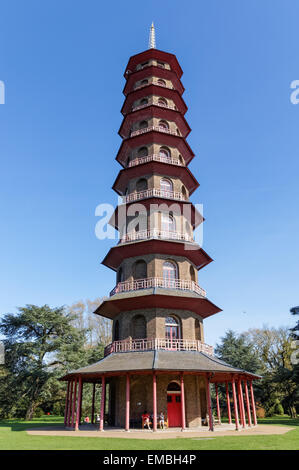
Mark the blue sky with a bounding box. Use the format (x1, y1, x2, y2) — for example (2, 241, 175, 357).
(0, 0, 298, 347)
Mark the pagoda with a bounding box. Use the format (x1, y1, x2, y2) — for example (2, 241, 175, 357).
(61, 25, 259, 432)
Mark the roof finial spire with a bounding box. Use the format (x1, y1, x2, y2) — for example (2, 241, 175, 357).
(148, 22, 156, 49)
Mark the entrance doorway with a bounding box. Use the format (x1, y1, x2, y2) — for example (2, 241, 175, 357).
(167, 382, 182, 427)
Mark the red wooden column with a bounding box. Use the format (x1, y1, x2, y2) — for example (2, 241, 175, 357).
(71, 378, 78, 428)
(75, 376, 82, 431)
(231, 378, 239, 431)
(226, 382, 232, 424)
(205, 374, 213, 431)
(99, 375, 106, 431)
(237, 378, 246, 428)
(180, 373, 186, 430)
(153, 373, 157, 432)
(91, 383, 96, 425)
(125, 374, 130, 432)
(243, 380, 252, 427)
(249, 380, 257, 426)
(79, 382, 84, 424)
(67, 380, 74, 427)
(215, 383, 221, 425)
(64, 381, 70, 427)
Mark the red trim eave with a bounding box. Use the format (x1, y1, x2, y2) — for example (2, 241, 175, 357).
(101, 239, 213, 271)
(209, 373, 262, 383)
(118, 106, 191, 139)
(112, 163, 199, 196)
(94, 294, 221, 319)
(60, 370, 260, 382)
(124, 49, 183, 80)
(121, 85, 188, 115)
(116, 132, 195, 166)
(123, 66, 185, 96)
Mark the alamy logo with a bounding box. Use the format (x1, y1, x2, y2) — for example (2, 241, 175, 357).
(290, 80, 299, 104)
(95, 200, 204, 250)
(0, 81, 5, 104)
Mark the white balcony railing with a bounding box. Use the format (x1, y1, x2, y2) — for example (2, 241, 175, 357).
(131, 100, 176, 113)
(120, 229, 194, 244)
(110, 277, 206, 298)
(122, 188, 186, 204)
(130, 125, 179, 138)
(128, 153, 184, 168)
(104, 337, 213, 357)
(134, 81, 173, 92)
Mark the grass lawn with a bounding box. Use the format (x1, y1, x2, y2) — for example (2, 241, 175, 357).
(0, 415, 298, 450)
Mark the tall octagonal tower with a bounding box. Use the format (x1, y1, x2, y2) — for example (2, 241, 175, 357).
(61, 26, 259, 432)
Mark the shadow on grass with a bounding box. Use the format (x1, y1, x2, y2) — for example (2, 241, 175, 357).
(258, 417, 299, 427)
(0, 416, 64, 432)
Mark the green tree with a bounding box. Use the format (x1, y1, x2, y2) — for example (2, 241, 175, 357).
(0, 304, 87, 419)
(245, 326, 297, 417)
(214, 330, 262, 374)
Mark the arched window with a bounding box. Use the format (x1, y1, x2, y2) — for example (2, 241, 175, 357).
(161, 213, 176, 233)
(136, 178, 148, 192)
(157, 61, 165, 69)
(163, 261, 178, 287)
(181, 185, 187, 200)
(133, 260, 147, 280)
(158, 97, 167, 107)
(139, 120, 148, 129)
(137, 146, 148, 157)
(159, 146, 171, 161)
(141, 79, 148, 85)
(190, 265, 196, 283)
(160, 178, 173, 195)
(167, 381, 181, 392)
(157, 78, 166, 86)
(114, 320, 120, 341)
(165, 316, 181, 340)
(158, 120, 169, 130)
(131, 314, 146, 339)
(140, 98, 148, 105)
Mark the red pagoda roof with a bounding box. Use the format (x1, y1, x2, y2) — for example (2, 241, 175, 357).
(102, 239, 212, 271)
(116, 131, 194, 166)
(112, 162, 199, 196)
(121, 84, 188, 115)
(119, 106, 191, 139)
(124, 49, 183, 80)
(94, 289, 221, 320)
(123, 65, 185, 96)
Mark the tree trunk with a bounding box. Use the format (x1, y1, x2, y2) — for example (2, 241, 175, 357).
(26, 401, 37, 420)
(290, 406, 297, 418)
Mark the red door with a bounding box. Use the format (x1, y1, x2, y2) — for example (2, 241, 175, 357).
(167, 393, 182, 427)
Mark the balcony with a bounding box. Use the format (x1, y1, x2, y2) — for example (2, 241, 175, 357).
(122, 188, 186, 204)
(134, 81, 173, 92)
(130, 125, 179, 138)
(110, 277, 206, 297)
(120, 229, 194, 244)
(131, 100, 176, 113)
(104, 337, 214, 357)
(128, 153, 184, 168)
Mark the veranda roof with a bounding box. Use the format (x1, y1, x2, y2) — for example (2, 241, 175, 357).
(60, 350, 260, 381)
